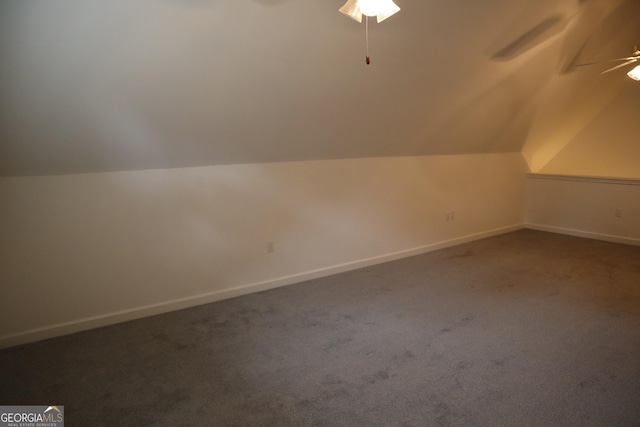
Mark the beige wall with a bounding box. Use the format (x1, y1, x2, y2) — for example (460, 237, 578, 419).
(525, 174, 640, 245)
(0, 153, 527, 347)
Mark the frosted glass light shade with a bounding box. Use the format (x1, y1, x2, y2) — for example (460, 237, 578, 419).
(339, 0, 400, 23)
(627, 65, 640, 81)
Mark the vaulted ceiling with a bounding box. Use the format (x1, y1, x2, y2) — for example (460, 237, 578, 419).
(1, 0, 639, 177)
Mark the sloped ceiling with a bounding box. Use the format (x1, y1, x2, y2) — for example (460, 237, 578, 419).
(0, 0, 638, 177)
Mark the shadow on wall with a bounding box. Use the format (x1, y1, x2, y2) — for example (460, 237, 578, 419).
(396, 1, 635, 158)
(408, 49, 554, 156)
(490, 14, 570, 61)
(487, 0, 640, 75)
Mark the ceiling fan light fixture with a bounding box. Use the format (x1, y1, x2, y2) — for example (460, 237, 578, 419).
(339, 0, 363, 23)
(627, 65, 640, 81)
(339, 0, 401, 64)
(339, 0, 400, 23)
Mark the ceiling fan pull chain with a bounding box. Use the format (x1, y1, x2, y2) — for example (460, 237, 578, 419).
(366, 15, 370, 64)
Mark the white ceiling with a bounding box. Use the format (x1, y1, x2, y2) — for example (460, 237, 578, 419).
(1, 0, 639, 176)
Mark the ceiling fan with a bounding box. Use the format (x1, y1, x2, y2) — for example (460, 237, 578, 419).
(576, 44, 640, 80)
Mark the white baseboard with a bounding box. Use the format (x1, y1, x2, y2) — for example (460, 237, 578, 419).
(0, 224, 523, 349)
(525, 223, 640, 247)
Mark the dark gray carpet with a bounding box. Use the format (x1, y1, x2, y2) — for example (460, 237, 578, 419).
(2, 229, 640, 426)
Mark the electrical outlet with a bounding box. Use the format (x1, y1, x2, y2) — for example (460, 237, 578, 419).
(267, 241, 275, 253)
(615, 208, 622, 218)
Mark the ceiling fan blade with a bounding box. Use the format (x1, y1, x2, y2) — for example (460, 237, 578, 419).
(558, 0, 601, 74)
(575, 57, 637, 68)
(600, 59, 637, 74)
(560, 0, 640, 74)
